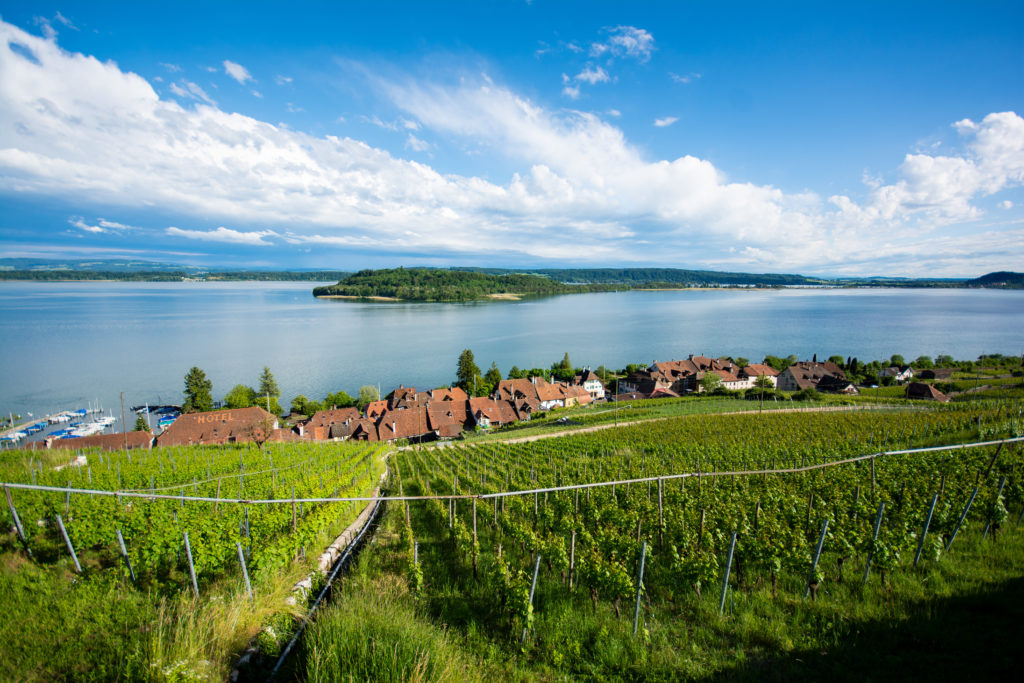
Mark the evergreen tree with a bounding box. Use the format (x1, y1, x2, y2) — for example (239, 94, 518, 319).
(182, 366, 213, 413)
(133, 414, 149, 432)
(456, 349, 482, 392)
(258, 366, 280, 399)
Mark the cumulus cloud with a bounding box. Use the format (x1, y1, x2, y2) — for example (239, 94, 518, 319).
(575, 65, 609, 85)
(1, 19, 1022, 275)
(166, 227, 278, 245)
(654, 116, 678, 128)
(223, 59, 252, 85)
(405, 134, 430, 152)
(591, 26, 655, 62)
(168, 79, 216, 105)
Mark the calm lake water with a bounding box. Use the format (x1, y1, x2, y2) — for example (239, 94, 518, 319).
(1, 282, 1022, 419)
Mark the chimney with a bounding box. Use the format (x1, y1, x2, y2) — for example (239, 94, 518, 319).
(298, 424, 304, 437)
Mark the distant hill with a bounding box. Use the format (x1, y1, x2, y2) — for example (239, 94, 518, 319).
(966, 271, 1024, 288)
(0, 259, 349, 282)
(450, 266, 822, 287)
(313, 268, 620, 301)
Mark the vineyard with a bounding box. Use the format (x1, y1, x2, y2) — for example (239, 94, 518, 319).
(0, 439, 388, 680)
(298, 402, 1024, 681)
(1, 401, 1023, 680)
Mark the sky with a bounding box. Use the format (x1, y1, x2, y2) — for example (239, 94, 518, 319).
(0, 2, 1022, 277)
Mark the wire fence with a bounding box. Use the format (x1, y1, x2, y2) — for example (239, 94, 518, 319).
(3, 435, 1021, 505)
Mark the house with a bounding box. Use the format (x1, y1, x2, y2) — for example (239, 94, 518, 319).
(879, 366, 914, 383)
(156, 406, 279, 446)
(562, 385, 593, 407)
(426, 402, 467, 439)
(305, 407, 361, 435)
(533, 377, 568, 410)
(739, 364, 780, 388)
(377, 406, 432, 442)
(468, 397, 517, 428)
(612, 391, 649, 401)
(919, 368, 954, 380)
(495, 378, 540, 403)
(905, 382, 951, 402)
(777, 361, 858, 394)
(344, 418, 380, 441)
(365, 400, 389, 419)
(571, 368, 606, 400)
(431, 386, 469, 403)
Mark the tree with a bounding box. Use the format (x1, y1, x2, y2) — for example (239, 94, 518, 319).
(734, 357, 749, 367)
(133, 414, 149, 432)
(912, 355, 934, 369)
(290, 395, 321, 416)
(456, 349, 482, 393)
(890, 354, 905, 367)
(507, 365, 525, 379)
(182, 366, 213, 413)
(258, 366, 280, 399)
(701, 372, 723, 394)
(828, 355, 845, 365)
(936, 354, 955, 367)
(483, 362, 502, 395)
(323, 390, 355, 409)
(551, 352, 575, 381)
(224, 384, 256, 409)
(357, 385, 380, 410)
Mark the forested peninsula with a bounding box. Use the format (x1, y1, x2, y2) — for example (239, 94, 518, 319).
(312, 268, 621, 301)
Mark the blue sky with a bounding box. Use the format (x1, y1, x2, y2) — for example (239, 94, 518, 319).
(0, 2, 1022, 277)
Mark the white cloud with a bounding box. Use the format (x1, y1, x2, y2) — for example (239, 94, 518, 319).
(405, 134, 430, 152)
(1, 19, 1022, 275)
(562, 84, 580, 100)
(591, 26, 655, 62)
(223, 59, 252, 85)
(607, 109, 621, 117)
(286, 102, 304, 113)
(168, 79, 216, 105)
(251, 90, 262, 98)
(654, 116, 678, 128)
(54, 13, 78, 30)
(274, 74, 293, 85)
(575, 65, 609, 85)
(159, 62, 182, 72)
(69, 217, 134, 234)
(32, 16, 57, 40)
(999, 200, 1013, 209)
(670, 72, 701, 84)
(166, 227, 278, 245)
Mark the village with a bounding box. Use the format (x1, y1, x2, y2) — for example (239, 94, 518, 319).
(23, 355, 954, 452)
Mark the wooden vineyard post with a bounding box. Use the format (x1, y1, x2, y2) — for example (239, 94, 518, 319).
(4, 485, 33, 560)
(472, 498, 478, 579)
(719, 532, 738, 615)
(862, 502, 885, 584)
(946, 486, 979, 553)
(914, 493, 939, 567)
(521, 553, 542, 645)
(568, 530, 576, 591)
(291, 486, 297, 533)
(657, 478, 664, 548)
(183, 532, 199, 598)
(414, 541, 418, 566)
(116, 529, 136, 584)
(870, 457, 876, 502)
(236, 541, 253, 601)
(215, 479, 221, 516)
(55, 515, 82, 574)
(633, 541, 647, 636)
(804, 518, 829, 599)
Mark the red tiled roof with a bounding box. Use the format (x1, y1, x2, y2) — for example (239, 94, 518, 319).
(377, 407, 431, 441)
(157, 406, 278, 447)
(27, 430, 154, 452)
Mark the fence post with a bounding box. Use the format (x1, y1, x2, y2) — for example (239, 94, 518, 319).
(946, 487, 979, 553)
(4, 485, 33, 560)
(521, 553, 542, 645)
(983, 476, 1007, 539)
(633, 541, 648, 636)
(116, 529, 136, 584)
(55, 514, 82, 574)
(719, 532, 738, 615)
(917, 491, 937, 565)
(236, 541, 253, 601)
(568, 530, 576, 591)
(862, 502, 885, 584)
(804, 518, 829, 599)
(183, 531, 199, 598)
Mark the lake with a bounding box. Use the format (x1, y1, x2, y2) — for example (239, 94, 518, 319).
(1, 282, 1022, 420)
